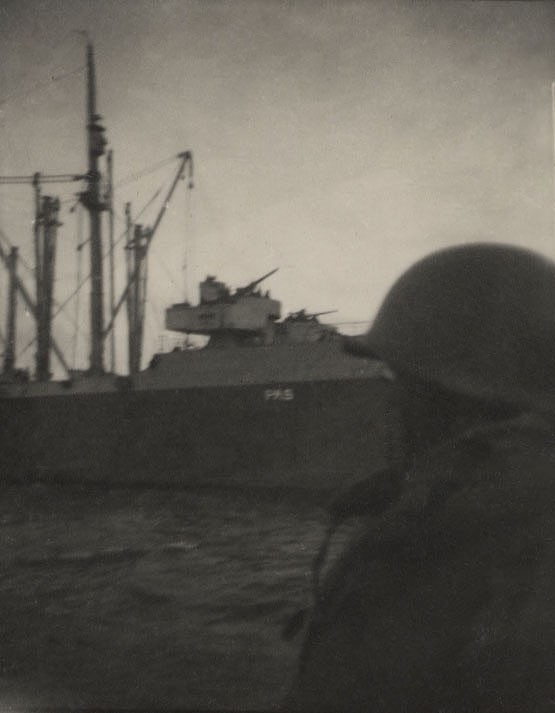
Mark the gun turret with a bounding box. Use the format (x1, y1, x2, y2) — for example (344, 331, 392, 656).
(287, 309, 338, 322)
(235, 268, 279, 297)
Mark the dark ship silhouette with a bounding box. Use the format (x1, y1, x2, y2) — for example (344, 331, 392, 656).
(0, 44, 402, 490)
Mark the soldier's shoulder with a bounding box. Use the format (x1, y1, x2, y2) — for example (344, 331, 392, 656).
(318, 413, 555, 603)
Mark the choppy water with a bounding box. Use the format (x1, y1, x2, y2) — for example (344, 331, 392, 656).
(0, 482, 342, 711)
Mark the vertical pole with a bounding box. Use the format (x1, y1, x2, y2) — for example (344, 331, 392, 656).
(37, 196, 49, 379)
(134, 226, 148, 373)
(72, 205, 84, 368)
(4, 247, 18, 374)
(130, 224, 144, 374)
(125, 203, 135, 375)
(33, 172, 43, 378)
(42, 197, 60, 380)
(107, 149, 116, 372)
(133, 225, 141, 373)
(84, 42, 106, 374)
(37, 196, 58, 381)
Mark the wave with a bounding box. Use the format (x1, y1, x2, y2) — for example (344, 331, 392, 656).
(3, 540, 200, 570)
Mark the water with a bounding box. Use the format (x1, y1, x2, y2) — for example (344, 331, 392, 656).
(0, 483, 337, 710)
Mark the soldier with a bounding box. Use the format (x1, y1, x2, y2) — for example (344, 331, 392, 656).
(285, 243, 555, 712)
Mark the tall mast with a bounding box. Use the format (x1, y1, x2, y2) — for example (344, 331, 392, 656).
(33, 173, 44, 376)
(107, 149, 115, 372)
(3, 247, 18, 374)
(125, 203, 136, 373)
(35, 196, 60, 381)
(81, 42, 106, 374)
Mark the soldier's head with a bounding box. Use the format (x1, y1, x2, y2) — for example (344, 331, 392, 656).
(346, 243, 555, 454)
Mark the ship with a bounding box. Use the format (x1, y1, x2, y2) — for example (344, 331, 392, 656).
(0, 44, 403, 491)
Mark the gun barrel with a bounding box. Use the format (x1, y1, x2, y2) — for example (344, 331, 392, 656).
(250, 267, 279, 288)
(312, 310, 338, 318)
(237, 267, 279, 294)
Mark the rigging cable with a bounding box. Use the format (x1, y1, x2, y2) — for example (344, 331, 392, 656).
(115, 156, 176, 189)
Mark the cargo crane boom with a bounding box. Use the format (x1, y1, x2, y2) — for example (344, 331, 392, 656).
(102, 151, 193, 345)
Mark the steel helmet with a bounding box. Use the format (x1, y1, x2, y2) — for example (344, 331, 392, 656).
(347, 242, 555, 413)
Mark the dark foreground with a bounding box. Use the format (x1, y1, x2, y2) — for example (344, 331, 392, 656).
(0, 483, 340, 710)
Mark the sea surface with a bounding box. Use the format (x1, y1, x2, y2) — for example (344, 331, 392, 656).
(0, 482, 349, 711)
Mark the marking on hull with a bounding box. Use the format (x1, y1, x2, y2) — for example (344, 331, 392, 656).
(264, 388, 294, 401)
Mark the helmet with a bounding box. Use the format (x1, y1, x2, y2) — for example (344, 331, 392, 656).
(346, 242, 555, 413)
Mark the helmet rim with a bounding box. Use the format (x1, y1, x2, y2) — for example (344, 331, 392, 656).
(346, 242, 555, 413)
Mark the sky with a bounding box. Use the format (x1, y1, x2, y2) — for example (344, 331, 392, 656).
(1, 0, 555, 373)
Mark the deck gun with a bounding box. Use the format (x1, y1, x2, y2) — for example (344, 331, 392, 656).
(234, 268, 279, 297)
(287, 309, 338, 321)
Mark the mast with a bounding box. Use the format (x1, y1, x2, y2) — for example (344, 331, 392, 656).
(107, 149, 115, 372)
(125, 203, 136, 373)
(133, 225, 148, 373)
(81, 42, 106, 374)
(32, 171, 61, 381)
(126, 216, 148, 375)
(3, 247, 18, 374)
(33, 173, 44, 377)
(35, 196, 60, 381)
(33, 172, 42, 344)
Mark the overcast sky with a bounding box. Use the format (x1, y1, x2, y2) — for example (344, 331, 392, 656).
(1, 0, 554, 372)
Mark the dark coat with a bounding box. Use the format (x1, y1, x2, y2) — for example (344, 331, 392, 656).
(285, 414, 555, 712)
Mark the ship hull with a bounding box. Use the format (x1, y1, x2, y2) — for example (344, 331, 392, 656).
(1, 377, 402, 490)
